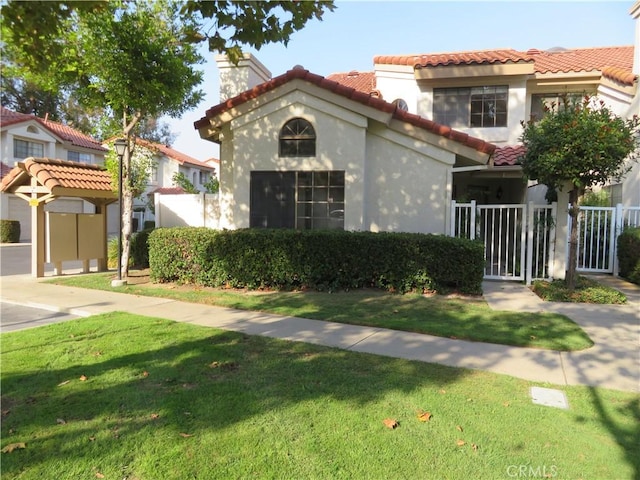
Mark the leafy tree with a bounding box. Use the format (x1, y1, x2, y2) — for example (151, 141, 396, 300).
(520, 95, 639, 289)
(172, 172, 200, 194)
(2, 0, 335, 280)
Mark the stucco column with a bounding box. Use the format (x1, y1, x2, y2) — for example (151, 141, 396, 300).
(31, 200, 45, 278)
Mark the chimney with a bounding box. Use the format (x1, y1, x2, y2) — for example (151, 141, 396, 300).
(215, 53, 272, 102)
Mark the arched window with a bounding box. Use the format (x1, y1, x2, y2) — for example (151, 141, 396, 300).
(279, 118, 316, 157)
(27, 125, 39, 134)
(392, 98, 408, 112)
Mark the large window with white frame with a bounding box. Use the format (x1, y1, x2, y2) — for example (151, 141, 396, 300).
(13, 139, 44, 159)
(433, 86, 508, 128)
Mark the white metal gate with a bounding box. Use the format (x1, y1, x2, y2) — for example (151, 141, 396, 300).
(572, 205, 640, 274)
(452, 201, 556, 284)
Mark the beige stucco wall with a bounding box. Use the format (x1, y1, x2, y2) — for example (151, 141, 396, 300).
(215, 88, 457, 234)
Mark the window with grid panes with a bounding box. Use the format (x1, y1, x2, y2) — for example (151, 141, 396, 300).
(67, 151, 92, 163)
(250, 171, 344, 230)
(13, 139, 44, 159)
(433, 86, 508, 128)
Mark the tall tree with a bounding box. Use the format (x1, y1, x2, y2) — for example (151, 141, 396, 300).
(2, 0, 336, 280)
(520, 95, 639, 290)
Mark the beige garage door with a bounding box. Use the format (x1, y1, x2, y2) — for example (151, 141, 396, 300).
(6, 197, 86, 242)
(7, 196, 31, 242)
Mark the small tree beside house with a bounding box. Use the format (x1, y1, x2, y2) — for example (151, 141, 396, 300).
(519, 95, 639, 290)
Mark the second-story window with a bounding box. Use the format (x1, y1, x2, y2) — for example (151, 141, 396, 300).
(433, 86, 508, 128)
(530, 93, 584, 121)
(279, 118, 316, 157)
(68, 151, 92, 163)
(14, 139, 44, 159)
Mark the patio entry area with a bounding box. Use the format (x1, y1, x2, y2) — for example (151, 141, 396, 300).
(452, 201, 640, 284)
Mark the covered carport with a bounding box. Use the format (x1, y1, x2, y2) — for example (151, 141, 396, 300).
(0, 157, 117, 277)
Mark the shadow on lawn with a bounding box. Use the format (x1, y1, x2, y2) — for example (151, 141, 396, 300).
(1, 320, 470, 476)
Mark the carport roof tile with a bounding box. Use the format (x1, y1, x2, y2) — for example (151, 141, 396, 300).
(0, 158, 114, 194)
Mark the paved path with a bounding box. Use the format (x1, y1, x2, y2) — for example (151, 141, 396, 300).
(1, 244, 638, 392)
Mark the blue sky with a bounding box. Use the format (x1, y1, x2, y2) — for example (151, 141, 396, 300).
(166, 1, 636, 161)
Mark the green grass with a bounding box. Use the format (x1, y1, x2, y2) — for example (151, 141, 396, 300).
(532, 276, 627, 304)
(1, 314, 637, 480)
(46, 272, 594, 351)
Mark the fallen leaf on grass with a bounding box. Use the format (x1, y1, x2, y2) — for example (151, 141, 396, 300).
(438, 389, 446, 394)
(56, 418, 66, 425)
(383, 418, 398, 429)
(417, 411, 432, 422)
(472, 443, 479, 451)
(57, 380, 70, 387)
(96, 473, 105, 479)
(179, 433, 193, 438)
(142, 371, 149, 378)
(89, 436, 96, 442)
(456, 439, 466, 447)
(150, 413, 160, 420)
(1, 442, 26, 453)
(503, 402, 510, 407)
(456, 425, 463, 432)
(2, 410, 10, 417)
(79, 375, 88, 381)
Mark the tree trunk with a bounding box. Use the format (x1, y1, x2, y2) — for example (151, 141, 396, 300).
(566, 189, 581, 291)
(120, 172, 134, 279)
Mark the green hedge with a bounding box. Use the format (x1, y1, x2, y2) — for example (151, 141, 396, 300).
(0, 220, 21, 243)
(617, 227, 640, 285)
(148, 228, 485, 294)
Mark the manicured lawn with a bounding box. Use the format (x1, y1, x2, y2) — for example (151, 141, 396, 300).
(532, 275, 628, 304)
(1, 314, 636, 480)
(46, 272, 594, 351)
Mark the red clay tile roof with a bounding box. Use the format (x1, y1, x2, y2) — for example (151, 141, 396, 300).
(0, 106, 108, 152)
(1, 162, 13, 179)
(0, 158, 115, 198)
(374, 49, 532, 68)
(195, 67, 495, 156)
(493, 145, 526, 166)
(372, 46, 636, 86)
(134, 138, 216, 170)
(149, 186, 186, 195)
(326, 71, 378, 95)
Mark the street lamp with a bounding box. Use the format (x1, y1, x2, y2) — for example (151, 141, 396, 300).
(111, 138, 127, 287)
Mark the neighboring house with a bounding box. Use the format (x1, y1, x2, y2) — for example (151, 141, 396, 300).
(195, 56, 494, 233)
(131, 138, 217, 229)
(0, 106, 109, 241)
(328, 11, 639, 206)
(194, 5, 638, 237)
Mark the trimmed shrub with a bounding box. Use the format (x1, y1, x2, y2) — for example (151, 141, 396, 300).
(148, 228, 485, 294)
(0, 220, 21, 243)
(617, 227, 640, 285)
(130, 228, 154, 268)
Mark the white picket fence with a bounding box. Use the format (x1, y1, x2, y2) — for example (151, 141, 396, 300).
(451, 201, 556, 284)
(453, 201, 640, 283)
(573, 204, 640, 274)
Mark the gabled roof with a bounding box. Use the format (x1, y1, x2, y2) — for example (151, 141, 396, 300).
(195, 66, 495, 156)
(134, 138, 217, 171)
(0, 106, 108, 152)
(0, 158, 116, 200)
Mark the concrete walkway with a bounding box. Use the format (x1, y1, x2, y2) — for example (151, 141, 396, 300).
(1, 244, 638, 393)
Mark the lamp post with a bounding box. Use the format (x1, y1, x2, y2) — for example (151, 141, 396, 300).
(111, 138, 127, 287)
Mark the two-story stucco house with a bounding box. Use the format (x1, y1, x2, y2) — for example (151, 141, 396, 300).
(130, 138, 218, 229)
(0, 106, 109, 241)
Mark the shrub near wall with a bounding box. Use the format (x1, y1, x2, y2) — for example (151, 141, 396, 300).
(0, 220, 21, 243)
(149, 228, 485, 294)
(617, 227, 640, 285)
